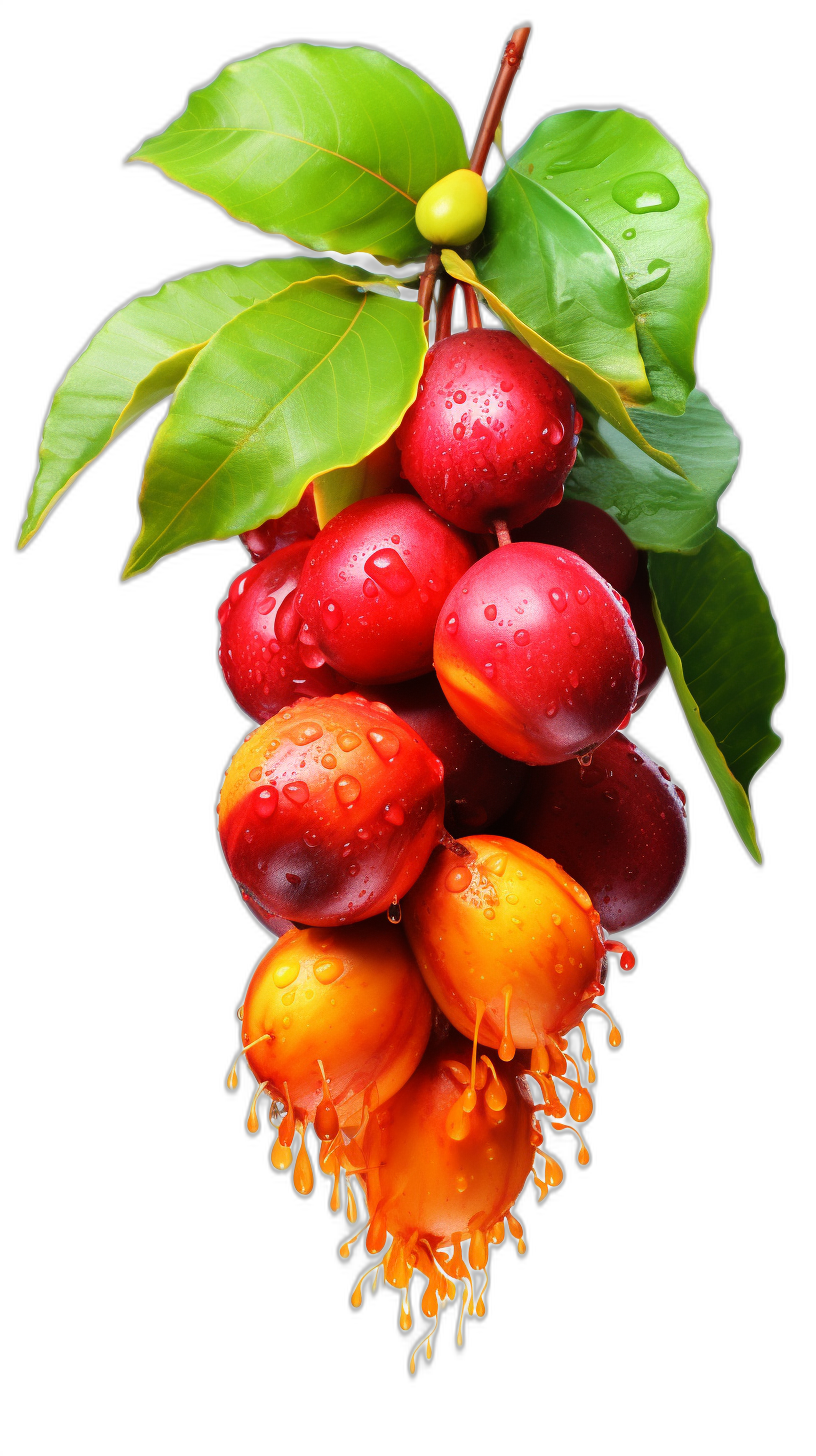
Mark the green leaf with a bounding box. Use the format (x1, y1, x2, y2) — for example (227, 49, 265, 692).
(124, 277, 426, 576)
(476, 166, 651, 402)
(131, 44, 468, 264)
(567, 390, 739, 551)
(649, 531, 785, 861)
(499, 110, 710, 413)
(312, 437, 401, 527)
(441, 252, 685, 479)
(20, 256, 392, 547)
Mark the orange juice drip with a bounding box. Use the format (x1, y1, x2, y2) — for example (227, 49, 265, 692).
(339, 1228, 361, 1259)
(480, 1054, 507, 1111)
(270, 1133, 293, 1170)
(507, 1212, 525, 1253)
(552, 1121, 591, 1165)
(246, 1080, 266, 1133)
(470, 999, 485, 1090)
(293, 1126, 314, 1195)
(409, 1317, 438, 1375)
(533, 1170, 548, 1202)
(279, 1082, 296, 1147)
(499, 984, 515, 1061)
(346, 1182, 358, 1224)
(476, 1268, 489, 1318)
(579, 1022, 596, 1084)
(399, 1288, 413, 1331)
(591, 1003, 622, 1046)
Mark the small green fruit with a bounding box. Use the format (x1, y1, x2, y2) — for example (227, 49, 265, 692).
(415, 169, 488, 246)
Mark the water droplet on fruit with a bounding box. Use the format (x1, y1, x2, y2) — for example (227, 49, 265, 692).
(335, 775, 361, 806)
(272, 962, 299, 988)
(255, 787, 279, 817)
(612, 171, 679, 214)
(445, 866, 471, 893)
(368, 729, 401, 761)
(576, 586, 590, 605)
(337, 732, 361, 752)
(452, 423, 466, 441)
(514, 629, 530, 646)
(549, 588, 567, 612)
(249, 766, 262, 782)
(321, 601, 342, 630)
(568, 668, 580, 688)
(363, 577, 378, 598)
(383, 802, 405, 826)
(364, 549, 416, 596)
(500, 381, 513, 392)
(546, 702, 559, 718)
(314, 957, 343, 985)
(283, 781, 309, 805)
(257, 595, 276, 616)
(290, 722, 323, 746)
(322, 753, 337, 769)
(484, 604, 497, 621)
(445, 614, 459, 634)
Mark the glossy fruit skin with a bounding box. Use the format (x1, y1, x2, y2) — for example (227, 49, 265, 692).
(519, 498, 638, 595)
(363, 1030, 534, 1247)
(403, 835, 606, 1051)
(242, 921, 433, 1128)
(218, 541, 349, 723)
(294, 495, 478, 684)
(415, 169, 489, 246)
(396, 331, 581, 533)
(627, 555, 667, 708)
(358, 675, 526, 835)
(219, 695, 446, 927)
(434, 541, 640, 765)
(509, 732, 687, 930)
(240, 485, 319, 562)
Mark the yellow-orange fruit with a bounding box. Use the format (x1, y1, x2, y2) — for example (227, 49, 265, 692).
(402, 835, 606, 1055)
(242, 920, 433, 1130)
(364, 1032, 535, 1255)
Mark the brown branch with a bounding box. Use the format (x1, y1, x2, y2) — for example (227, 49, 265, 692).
(469, 25, 532, 177)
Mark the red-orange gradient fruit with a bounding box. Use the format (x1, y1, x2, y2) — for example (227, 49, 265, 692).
(363, 1031, 535, 1268)
(219, 695, 445, 926)
(241, 921, 433, 1134)
(403, 835, 606, 1061)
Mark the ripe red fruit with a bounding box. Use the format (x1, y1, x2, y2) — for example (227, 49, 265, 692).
(218, 541, 349, 723)
(359, 675, 526, 835)
(294, 495, 477, 684)
(218, 695, 446, 927)
(396, 330, 582, 533)
(434, 541, 640, 765)
(509, 732, 687, 930)
(240, 485, 319, 562)
(519, 498, 638, 594)
(627, 555, 667, 708)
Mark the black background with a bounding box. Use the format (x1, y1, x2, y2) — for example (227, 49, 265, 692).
(11, 17, 792, 1426)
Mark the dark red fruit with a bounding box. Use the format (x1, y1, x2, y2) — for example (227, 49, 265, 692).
(218, 695, 446, 927)
(434, 541, 640, 765)
(509, 732, 688, 930)
(519, 498, 638, 594)
(294, 495, 477, 684)
(358, 675, 526, 835)
(240, 485, 319, 562)
(218, 541, 349, 723)
(627, 555, 667, 708)
(396, 330, 582, 533)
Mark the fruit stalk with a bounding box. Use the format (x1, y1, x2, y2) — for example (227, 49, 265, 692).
(469, 25, 531, 178)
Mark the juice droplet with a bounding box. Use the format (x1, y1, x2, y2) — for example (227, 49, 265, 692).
(383, 802, 405, 825)
(544, 1155, 563, 1187)
(337, 731, 361, 752)
(368, 729, 401, 761)
(293, 1133, 314, 1195)
(335, 775, 361, 806)
(499, 983, 515, 1061)
(283, 781, 309, 805)
(270, 1134, 293, 1170)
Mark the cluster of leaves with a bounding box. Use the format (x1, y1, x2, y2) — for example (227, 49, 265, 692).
(21, 42, 784, 857)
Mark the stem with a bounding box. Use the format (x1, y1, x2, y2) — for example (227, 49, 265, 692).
(462, 283, 483, 330)
(493, 518, 512, 547)
(435, 276, 456, 341)
(418, 248, 442, 333)
(469, 26, 532, 177)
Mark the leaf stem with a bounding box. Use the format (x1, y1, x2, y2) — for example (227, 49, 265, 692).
(469, 25, 531, 177)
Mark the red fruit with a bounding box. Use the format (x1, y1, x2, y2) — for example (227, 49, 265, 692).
(294, 495, 477, 684)
(359, 675, 526, 835)
(218, 695, 446, 927)
(509, 732, 688, 930)
(519, 498, 638, 594)
(396, 330, 581, 533)
(434, 542, 640, 765)
(240, 485, 319, 562)
(218, 541, 349, 723)
(627, 555, 667, 708)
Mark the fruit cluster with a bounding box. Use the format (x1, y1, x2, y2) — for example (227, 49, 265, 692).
(219, 319, 687, 1360)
